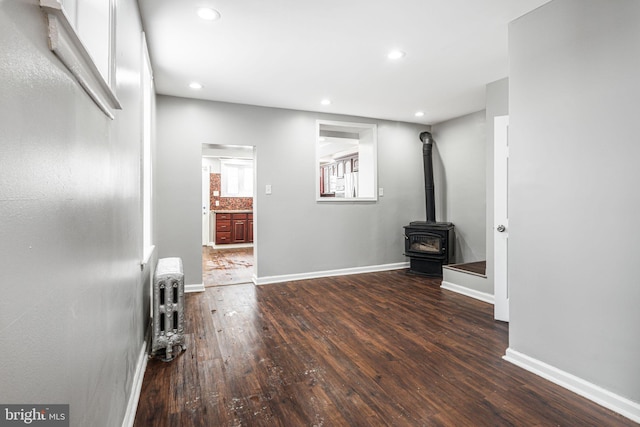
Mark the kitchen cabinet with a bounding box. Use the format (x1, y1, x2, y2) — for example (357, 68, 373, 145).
(215, 211, 253, 245)
(215, 213, 232, 244)
(231, 213, 248, 243)
(320, 153, 358, 198)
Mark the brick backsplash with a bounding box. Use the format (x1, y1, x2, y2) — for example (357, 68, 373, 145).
(210, 173, 253, 211)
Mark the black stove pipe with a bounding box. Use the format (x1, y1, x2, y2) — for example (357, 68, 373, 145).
(419, 131, 436, 222)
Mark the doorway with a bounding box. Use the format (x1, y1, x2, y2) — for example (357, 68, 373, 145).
(202, 144, 255, 287)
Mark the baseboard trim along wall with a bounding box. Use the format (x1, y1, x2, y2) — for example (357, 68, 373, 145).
(255, 262, 410, 286)
(504, 348, 640, 423)
(185, 283, 205, 293)
(440, 281, 495, 305)
(121, 340, 148, 427)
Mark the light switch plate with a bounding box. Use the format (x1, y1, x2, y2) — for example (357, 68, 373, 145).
(266, 184, 272, 195)
(379, 187, 384, 197)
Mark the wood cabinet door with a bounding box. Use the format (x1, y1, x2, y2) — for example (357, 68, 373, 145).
(247, 219, 254, 243)
(232, 219, 246, 243)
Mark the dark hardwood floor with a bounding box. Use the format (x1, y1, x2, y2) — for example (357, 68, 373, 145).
(134, 270, 635, 426)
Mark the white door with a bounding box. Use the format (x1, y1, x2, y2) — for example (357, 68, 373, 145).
(494, 116, 509, 322)
(202, 165, 210, 246)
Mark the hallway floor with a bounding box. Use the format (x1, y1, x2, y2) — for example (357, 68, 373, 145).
(202, 246, 254, 287)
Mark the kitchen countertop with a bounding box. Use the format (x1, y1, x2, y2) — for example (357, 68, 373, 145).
(212, 210, 252, 213)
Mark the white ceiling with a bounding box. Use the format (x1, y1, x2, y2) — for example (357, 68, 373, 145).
(137, 0, 550, 125)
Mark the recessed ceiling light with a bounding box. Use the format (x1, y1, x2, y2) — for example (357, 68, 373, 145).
(197, 7, 221, 21)
(320, 99, 331, 106)
(189, 82, 203, 89)
(387, 50, 406, 60)
(415, 111, 425, 117)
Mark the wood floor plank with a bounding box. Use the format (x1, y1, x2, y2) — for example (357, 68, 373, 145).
(134, 270, 636, 426)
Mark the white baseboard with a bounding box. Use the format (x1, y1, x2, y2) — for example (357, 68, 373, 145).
(255, 262, 409, 286)
(441, 281, 495, 304)
(504, 348, 640, 423)
(121, 340, 148, 427)
(211, 243, 253, 250)
(185, 283, 205, 293)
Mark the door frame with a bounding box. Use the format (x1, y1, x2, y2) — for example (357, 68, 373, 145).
(201, 144, 257, 285)
(494, 115, 509, 322)
(202, 165, 211, 246)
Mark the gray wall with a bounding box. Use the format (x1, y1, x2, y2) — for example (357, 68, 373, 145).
(0, 1, 150, 425)
(156, 96, 430, 283)
(431, 111, 486, 264)
(509, 0, 640, 402)
(484, 78, 510, 293)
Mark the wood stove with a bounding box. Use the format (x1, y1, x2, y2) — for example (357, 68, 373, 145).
(404, 221, 454, 277)
(403, 131, 455, 277)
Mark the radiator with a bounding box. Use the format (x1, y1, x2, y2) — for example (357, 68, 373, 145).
(150, 257, 186, 361)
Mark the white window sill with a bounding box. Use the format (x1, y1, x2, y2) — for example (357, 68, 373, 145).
(40, 0, 121, 119)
